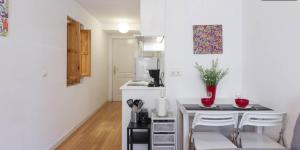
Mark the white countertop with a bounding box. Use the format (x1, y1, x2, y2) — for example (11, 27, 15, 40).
(120, 80, 165, 90)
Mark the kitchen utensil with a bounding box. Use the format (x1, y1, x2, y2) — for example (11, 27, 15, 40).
(138, 109, 149, 125)
(131, 111, 138, 123)
(137, 100, 144, 110)
(201, 98, 214, 107)
(157, 97, 168, 117)
(148, 69, 160, 87)
(132, 105, 138, 112)
(200, 103, 217, 108)
(127, 99, 134, 108)
(232, 104, 252, 109)
(235, 98, 249, 108)
(133, 99, 140, 107)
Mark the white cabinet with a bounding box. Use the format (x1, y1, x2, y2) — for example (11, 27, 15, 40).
(137, 36, 165, 51)
(120, 82, 165, 150)
(152, 112, 177, 149)
(140, 0, 165, 36)
(153, 146, 176, 150)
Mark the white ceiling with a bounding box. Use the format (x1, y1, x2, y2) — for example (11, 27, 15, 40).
(76, 0, 140, 24)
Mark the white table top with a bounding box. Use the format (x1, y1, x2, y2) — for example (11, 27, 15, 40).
(177, 98, 275, 115)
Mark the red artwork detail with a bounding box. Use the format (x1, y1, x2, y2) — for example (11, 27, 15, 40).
(2, 18, 8, 32)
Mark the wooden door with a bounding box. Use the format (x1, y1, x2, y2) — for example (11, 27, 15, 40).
(112, 38, 138, 101)
(80, 30, 91, 77)
(67, 21, 81, 85)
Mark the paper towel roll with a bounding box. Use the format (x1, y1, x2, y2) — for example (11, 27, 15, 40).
(158, 97, 167, 117)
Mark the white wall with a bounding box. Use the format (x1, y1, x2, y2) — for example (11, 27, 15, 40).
(164, 0, 243, 108)
(242, 0, 300, 147)
(0, 0, 108, 149)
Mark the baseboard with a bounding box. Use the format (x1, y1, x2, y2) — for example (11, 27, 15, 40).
(48, 102, 105, 150)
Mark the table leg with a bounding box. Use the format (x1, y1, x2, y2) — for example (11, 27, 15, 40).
(127, 128, 129, 150)
(130, 129, 133, 150)
(183, 113, 190, 150)
(257, 126, 264, 134)
(177, 108, 183, 150)
(148, 129, 151, 150)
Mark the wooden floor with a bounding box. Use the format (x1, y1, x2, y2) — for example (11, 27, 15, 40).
(56, 102, 122, 150)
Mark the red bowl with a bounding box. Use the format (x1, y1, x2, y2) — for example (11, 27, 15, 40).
(201, 98, 214, 107)
(235, 98, 249, 108)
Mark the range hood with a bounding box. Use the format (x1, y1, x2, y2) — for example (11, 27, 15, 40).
(136, 35, 165, 51)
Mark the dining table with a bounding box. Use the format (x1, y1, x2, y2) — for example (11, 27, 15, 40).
(177, 98, 275, 150)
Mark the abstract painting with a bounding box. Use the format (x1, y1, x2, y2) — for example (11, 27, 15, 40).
(193, 25, 223, 54)
(0, 0, 8, 36)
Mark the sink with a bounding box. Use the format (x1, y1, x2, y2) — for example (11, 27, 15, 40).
(127, 81, 149, 86)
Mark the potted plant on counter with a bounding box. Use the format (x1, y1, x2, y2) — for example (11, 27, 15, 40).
(195, 59, 229, 103)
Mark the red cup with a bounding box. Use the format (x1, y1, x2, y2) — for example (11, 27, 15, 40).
(235, 98, 249, 108)
(201, 98, 214, 107)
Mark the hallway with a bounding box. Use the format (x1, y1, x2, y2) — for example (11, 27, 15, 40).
(56, 102, 121, 150)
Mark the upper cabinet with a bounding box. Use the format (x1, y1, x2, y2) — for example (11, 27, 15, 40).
(140, 0, 165, 36)
(137, 36, 165, 51)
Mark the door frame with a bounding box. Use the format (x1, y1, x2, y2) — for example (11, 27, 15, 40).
(108, 34, 140, 101)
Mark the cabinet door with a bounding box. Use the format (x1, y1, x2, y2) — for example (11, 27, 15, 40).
(67, 21, 81, 85)
(80, 29, 91, 77)
(140, 0, 165, 36)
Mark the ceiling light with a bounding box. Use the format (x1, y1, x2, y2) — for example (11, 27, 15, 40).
(118, 22, 129, 34)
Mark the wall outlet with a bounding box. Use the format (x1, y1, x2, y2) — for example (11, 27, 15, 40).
(169, 68, 182, 77)
(170, 71, 180, 77)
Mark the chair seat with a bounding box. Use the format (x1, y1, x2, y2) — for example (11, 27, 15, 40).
(193, 132, 237, 150)
(240, 132, 285, 149)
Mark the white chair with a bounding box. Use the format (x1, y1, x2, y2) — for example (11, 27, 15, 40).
(237, 112, 286, 149)
(291, 114, 300, 150)
(190, 112, 239, 150)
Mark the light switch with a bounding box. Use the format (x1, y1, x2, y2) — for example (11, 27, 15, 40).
(169, 69, 182, 77)
(42, 70, 48, 78)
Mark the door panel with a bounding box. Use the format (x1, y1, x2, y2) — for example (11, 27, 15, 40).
(112, 38, 138, 101)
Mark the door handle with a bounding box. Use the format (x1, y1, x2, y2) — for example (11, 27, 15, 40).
(113, 66, 117, 75)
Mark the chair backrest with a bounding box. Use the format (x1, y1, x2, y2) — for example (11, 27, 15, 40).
(192, 112, 239, 129)
(238, 112, 285, 129)
(291, 114, 300, 150)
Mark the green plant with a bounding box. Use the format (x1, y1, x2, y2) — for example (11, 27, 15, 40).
(195, 59, 229, 86)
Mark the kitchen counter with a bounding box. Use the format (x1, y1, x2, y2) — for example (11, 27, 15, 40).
(120, 80, 165, 150)
(120, 80, 165, 90)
